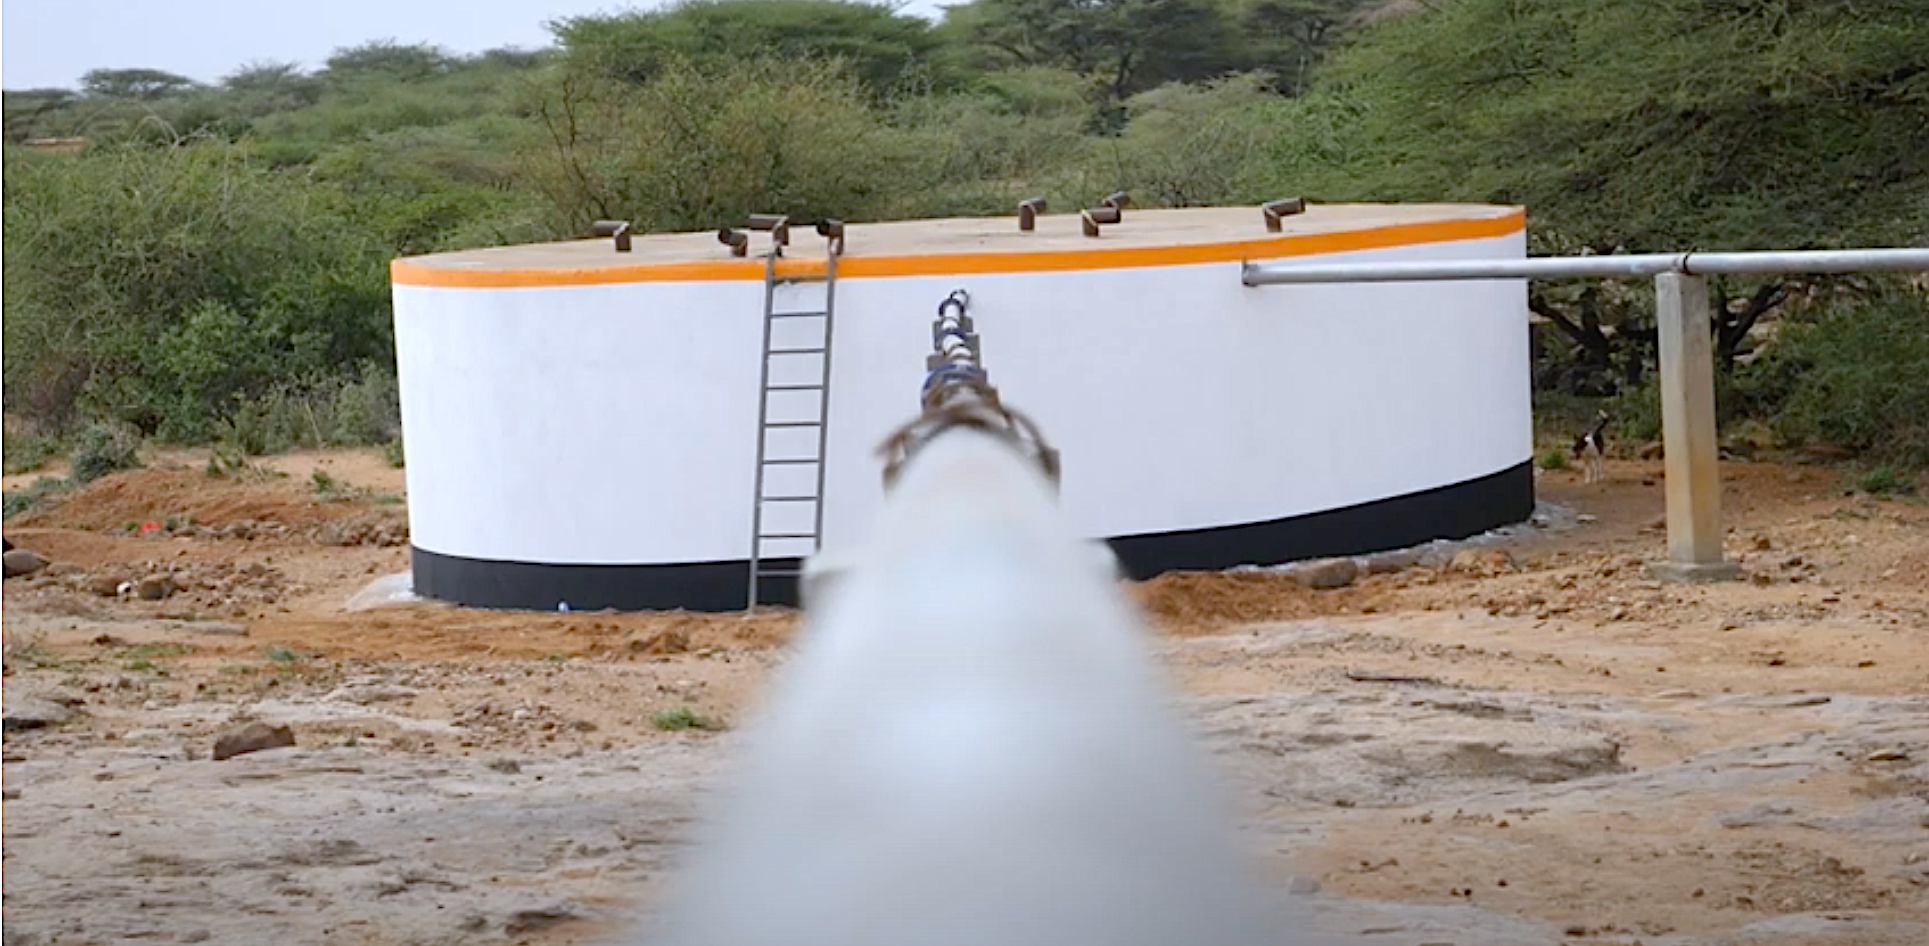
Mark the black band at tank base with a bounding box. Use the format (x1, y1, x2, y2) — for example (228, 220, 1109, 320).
(410, 460, 1534, 611)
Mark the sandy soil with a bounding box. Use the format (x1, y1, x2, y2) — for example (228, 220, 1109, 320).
(3, 449, 1926, 946)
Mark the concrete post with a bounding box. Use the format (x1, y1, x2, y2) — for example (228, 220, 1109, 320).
(1649, 273, 1740, 583)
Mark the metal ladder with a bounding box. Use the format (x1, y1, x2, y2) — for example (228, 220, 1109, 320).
(746, 222, 843, 608)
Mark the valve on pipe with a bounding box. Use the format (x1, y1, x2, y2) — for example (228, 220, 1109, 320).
(878, 289, 1060, 491)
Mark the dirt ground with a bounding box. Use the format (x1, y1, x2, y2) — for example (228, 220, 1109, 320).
(3, 449, 1926, 946)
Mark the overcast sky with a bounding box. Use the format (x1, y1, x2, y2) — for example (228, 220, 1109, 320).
(2, 0, 950, 90)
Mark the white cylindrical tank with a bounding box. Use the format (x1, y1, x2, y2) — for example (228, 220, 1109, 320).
(390, 203, 1532, 610)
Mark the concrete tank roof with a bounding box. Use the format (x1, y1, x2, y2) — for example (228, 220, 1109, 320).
(392, 203, 1523, 287)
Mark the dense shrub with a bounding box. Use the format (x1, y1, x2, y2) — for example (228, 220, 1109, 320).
(68, 422, 142, 484)
(2, 141, 393, 440)
(522, 56, 913, 232)
(1762, 285, 1929, 468)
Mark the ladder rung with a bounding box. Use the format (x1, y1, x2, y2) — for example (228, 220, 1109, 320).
(769, 310, 828, 319)
(762, 458, 820, 465)
(752, 569, 804, 579)
(765, 383, 824, 391)
(767, 347, 826, 355)
(764, 420, 822, 428)
(760, 495, 819, 502)
(758, 533, 819, 540)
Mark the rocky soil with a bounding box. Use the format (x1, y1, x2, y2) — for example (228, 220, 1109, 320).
(4, 451, 1927, 946)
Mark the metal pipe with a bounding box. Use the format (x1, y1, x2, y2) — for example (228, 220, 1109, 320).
(1242, 248, 1929, 285)
(747, 213, 790, 247)
(1018, 198, 1047, 232)
(1081, 204, 1123, 238)
(588, 219, 633, 252)
(1260, 198, 1305, 233)
(816, 218, 846, 256)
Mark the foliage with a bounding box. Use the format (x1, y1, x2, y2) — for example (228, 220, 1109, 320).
(1853, 464, 1913, 497)
(80, 68, 199, 100)
(552, 0, 950, 96)
(1298, 0, 1929, 251)
(523, 56, 909, 232)
(2, 141, 393, 439)
(2, 476, 72, 519)
(3, 431, 62, 474)
(1100, 75, 1289, 206)
(68, 422, 143, 484)
(1759, 284, 1929, 468)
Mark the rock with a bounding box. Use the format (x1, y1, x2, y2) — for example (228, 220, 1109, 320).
(3, 548, 49, 578)
(1867, 748, 1910, 762)
(630, 629, 691, 655)
(487, 759, 523, 774)
(1292, 558, 1359, 589)
(212, 721, 296, 760)
(1360, 550, 1421, 575)
(135, 575, 178, 601)
(1450, 549, 1485, 572)
(3, 692, 76, 732)
(86, 574, 130, 597)
(324, 683, 417, 705)
(504, 903, 580, 936)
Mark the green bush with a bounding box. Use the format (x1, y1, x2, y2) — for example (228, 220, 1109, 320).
(2, 476, 71, 519)
(2, 431, 62, 474)
(1765, 286, 1929, 468)
(2, 141, 394, 439)
(1854, 464, 1914, 496)
(522, 56, 913, 233)
(69, 423, 142, 484)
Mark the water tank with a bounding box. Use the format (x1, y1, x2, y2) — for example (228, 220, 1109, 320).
(390, 203, 1532, 610)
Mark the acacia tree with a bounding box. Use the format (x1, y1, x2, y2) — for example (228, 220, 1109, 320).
(550, 0, 950, 95)
(948, 0, 1243, 102)
(79, 68, 198, 100)
(1288, 0, 1929, 384)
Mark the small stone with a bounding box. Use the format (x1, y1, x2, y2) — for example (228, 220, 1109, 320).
(3, 692, 75, 732)
(1867, 748, 1909, 762)
(629, 629, 690, 655)
(135, 575, 178, 601)
(1292, 558, 1359, 589)
(487, 759, 522, 774)
(3, 548, 49, 578)
(212, 721, 296, 760)
(1564, 925, 1590, 937)
(1360, 550, 1421, 575)
(86, 574, 130, 597)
